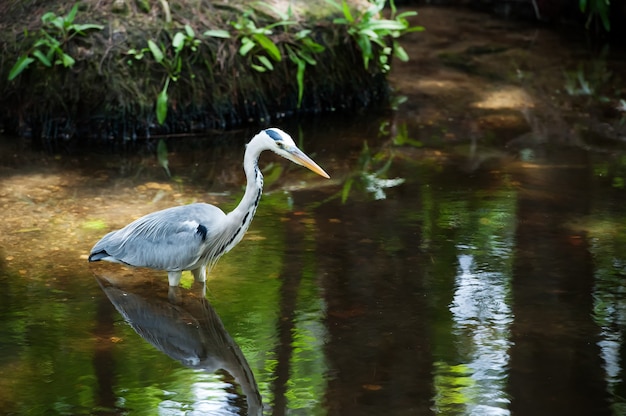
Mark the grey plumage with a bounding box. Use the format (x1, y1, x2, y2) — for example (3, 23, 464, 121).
(89, 128, 330, 286)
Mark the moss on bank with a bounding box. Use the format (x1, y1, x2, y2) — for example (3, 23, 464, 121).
(0, 0, 400, 144)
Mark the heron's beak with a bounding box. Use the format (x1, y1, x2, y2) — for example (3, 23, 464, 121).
(287, 147, 330, 179)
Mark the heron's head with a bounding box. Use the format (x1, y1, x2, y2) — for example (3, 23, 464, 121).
(258, 128, 330, 178)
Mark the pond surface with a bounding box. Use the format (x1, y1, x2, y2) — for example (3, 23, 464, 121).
(2, 6, 626, 416)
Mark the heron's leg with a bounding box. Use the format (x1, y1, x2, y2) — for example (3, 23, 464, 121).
(191, 280, 207, 297)
(168, 271, 183, 287)
(168, 286, 182, 304)
(192, 266, 207, 282)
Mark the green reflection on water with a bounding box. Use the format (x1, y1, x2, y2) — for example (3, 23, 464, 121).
(211, 191, 328, 414)
(421, 179, 517, 415)
(286, 216, 327, 414)
(209, 192, 286, 409)
(0, 276, 101, 415)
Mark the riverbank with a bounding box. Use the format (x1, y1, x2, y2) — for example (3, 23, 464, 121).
(0, 0, 416, 145)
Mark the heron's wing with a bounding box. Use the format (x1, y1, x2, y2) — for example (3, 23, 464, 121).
(90, 203, 226, 271)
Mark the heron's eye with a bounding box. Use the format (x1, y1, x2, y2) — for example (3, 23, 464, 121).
(276, 141, 285, 149)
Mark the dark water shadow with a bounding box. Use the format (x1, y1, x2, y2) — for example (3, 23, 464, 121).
(93, 268, 263, 416)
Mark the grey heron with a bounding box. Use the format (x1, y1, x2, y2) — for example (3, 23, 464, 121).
(88, 128, 330, 286)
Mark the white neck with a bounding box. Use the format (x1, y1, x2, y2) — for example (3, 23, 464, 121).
(221, 138, 265, 253)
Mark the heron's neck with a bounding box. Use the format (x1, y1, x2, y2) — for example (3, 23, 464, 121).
(225, 145, 264, 238)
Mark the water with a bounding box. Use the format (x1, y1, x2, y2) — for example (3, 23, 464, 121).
(2, 6, 626, 416)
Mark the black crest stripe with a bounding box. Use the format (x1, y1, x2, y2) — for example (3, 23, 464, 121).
(265, 129, 282, 141)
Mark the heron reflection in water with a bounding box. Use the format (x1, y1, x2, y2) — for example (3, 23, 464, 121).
(95, 272, 263, 415)
(89, 128, 330, 286)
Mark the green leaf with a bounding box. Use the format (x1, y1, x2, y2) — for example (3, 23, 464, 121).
(41, 12, 57, 24)
(156, 82, 169, 125)
(127, 48, 145, 59)
(301, 37, 325, 53)
(341, 0, 354, 23)
(295, 57, 306, 107)
(390, 0, 398, 15)
(256, 55, 274, 70)
(332, 17, 350, 25)
(49, 16, 65, 31)
(396, 11, 418, 19)
(297, 49, 317, 65)
(341, 178, 354, 203)
(61, 53, 75, 67)
(172, 32, 186, 53)
(295, 29, 312, 40)
(360, 29, 380, 39)
(72, 23, 104, 32)
(204, 29, 231, 38)
(266, 20, 296, 31)
(157, 139, 171, 178)
(239, 37, 255, 56)
(169, 57, 180, 78)
(366, 20, 408, 31)
(356, 35, 372, 68)
(32, 49, 52, 67)
(33, 38, 48, 48)
(598, 0, 611, 31)
(8, 56, 35, 80)
(148, 40, 164, 63)
(394, 44, 409, 61)
(252, 33, 281, 61)
(45, 47, 56, 62)
(67, 4, 79, 24)
(184, 24, 195, 38)
(405, 25, 426, 33)
(251, 64, 267, 72)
